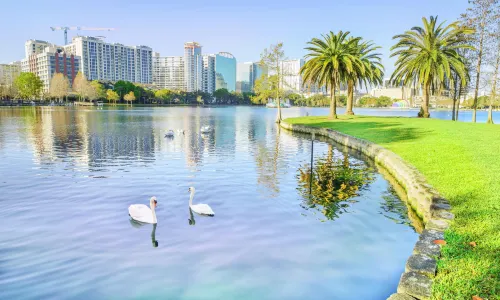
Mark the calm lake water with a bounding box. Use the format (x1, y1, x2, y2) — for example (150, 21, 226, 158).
(0, 106, 422, 300)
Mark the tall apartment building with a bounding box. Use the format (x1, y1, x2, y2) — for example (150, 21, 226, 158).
(65, 36, 153, 84)
(152, 52, 185, 90)
(280, 59, 325, 95)
(24, 40, 51, 58)
(236, 62, 267, 93)
(151, 43, 234, 94)
(281, 59, 303, 93)
(0, 62, 21, 86)
(202, 55, 215, 94)
(21, 40, 80, 92)
(214, 52, 236, 92)
(184, 42, 202, 92)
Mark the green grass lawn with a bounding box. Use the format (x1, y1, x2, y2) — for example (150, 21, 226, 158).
(286, 115, 500, 300)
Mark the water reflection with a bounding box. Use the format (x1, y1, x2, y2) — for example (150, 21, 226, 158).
(297, 146, 375, 221)
(188, 208, 196, 225)
(0, 106, 420, 299)
(129, 220, 159, 248)
(151, 224, 158, 247)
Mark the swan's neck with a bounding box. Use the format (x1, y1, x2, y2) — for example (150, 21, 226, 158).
(189, 190, 195, 206)
(151, 205, 157, 224)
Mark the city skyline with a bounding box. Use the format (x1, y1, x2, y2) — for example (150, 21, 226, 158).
(0, 0, 468, 75)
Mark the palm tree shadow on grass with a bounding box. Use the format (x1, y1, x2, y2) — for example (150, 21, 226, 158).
(305, 120, 431, 145)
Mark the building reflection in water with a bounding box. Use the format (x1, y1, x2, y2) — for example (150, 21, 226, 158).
(3, 107, 156, 173)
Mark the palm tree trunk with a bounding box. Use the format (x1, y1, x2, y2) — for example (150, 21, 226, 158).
(346, 80, 354, 115)
(420, 83, 431, 118)
(329, 82, 337, 119)
(452, 98, 457, 121)
(452, 73, 459, 121)
(456, 81, 462, 121)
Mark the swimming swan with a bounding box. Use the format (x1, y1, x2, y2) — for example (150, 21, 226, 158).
(188, 187, 214, 216)
(200, 126, 213, 134)
(165, 130, 174, 138)
(129, 196, 158, 224)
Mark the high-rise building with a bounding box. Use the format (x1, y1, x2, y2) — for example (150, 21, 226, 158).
(202, 55, 215, 94)
(281, 59, 304, 93)
(236, 62, 267, 93)
(21, 41, 80, 92)
(152, 52, 185, 90)
(24, 40, 51, 58)
(184, 42, 202, 92)
(65, 36, 153, 84)
(280, 59, 325, 95)
(0, 62, 21, 86)
(214, 52, 236, 92)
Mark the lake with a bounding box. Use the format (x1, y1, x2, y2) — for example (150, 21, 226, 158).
(0, 106, 423, 300)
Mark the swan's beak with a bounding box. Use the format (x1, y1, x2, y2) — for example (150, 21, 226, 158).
(154, 200, 157, 207)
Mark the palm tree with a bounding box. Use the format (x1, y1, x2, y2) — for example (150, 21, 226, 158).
(390, 16, 474, 118)
(301, 31, 364, 119)
(346, 40, 384, 115)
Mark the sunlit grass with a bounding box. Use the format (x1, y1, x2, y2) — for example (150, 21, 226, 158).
(286, 115, 500, 300)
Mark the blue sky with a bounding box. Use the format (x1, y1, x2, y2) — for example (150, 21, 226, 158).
(0, 0, 469, 75)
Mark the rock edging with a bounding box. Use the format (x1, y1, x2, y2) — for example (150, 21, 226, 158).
(280, 121, 454, 300)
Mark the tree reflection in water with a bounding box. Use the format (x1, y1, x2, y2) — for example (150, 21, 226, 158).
(379, 186, 414, 228)
(297, 146, 374, 221)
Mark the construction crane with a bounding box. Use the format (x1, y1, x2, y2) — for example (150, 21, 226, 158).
(50, 26, 116, 45)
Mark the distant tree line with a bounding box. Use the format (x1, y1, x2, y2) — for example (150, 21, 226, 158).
(0, 72, 259, 106)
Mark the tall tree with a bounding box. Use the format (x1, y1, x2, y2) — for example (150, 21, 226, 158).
(155, 89, 173, 104)
(85, 82, 98, 102)
(72, 72, 88, 101)
(49, 73, 69, 101)
(252, 74, 276, 105)
(487, 24, 500, 123)
(390, 16, 474, 118)
(14, 72, 43, 100)
(0, 84, 18, 100)
(301, 31, 364, 119)
(260, 43, 286, 123)
(106, 89, 119, 105)
(123, 91, 136, 106)
(462, 0, 499, 122)
(90, 81, 106, 100)
(113, 80, 136, 100)
(346, 39, 384, 115)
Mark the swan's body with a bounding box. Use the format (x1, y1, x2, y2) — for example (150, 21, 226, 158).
(200, 126, 213, 134)
(188, 187, 214, 216)
(165, 130, 174, 138)
(129, 197, 158, 224)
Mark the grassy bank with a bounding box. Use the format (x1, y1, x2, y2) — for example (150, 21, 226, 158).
(286, 116, 499, 300)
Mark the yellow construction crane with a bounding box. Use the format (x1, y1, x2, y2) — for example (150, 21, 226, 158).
(50, 26, 116, 45)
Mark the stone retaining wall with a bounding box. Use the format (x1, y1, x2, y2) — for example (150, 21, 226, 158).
(280, 121, 454, 300)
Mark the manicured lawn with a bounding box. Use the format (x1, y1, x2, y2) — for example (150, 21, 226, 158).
(286, 115, 500, 300)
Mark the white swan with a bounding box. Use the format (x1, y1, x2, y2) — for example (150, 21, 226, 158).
(129, 196, 158, 224)
(200, 126, 213, 134)
(165, 130, 174, 138)
(188, 187, 214, 216)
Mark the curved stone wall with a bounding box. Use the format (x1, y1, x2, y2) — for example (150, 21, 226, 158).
(280, 121, 454, 300)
